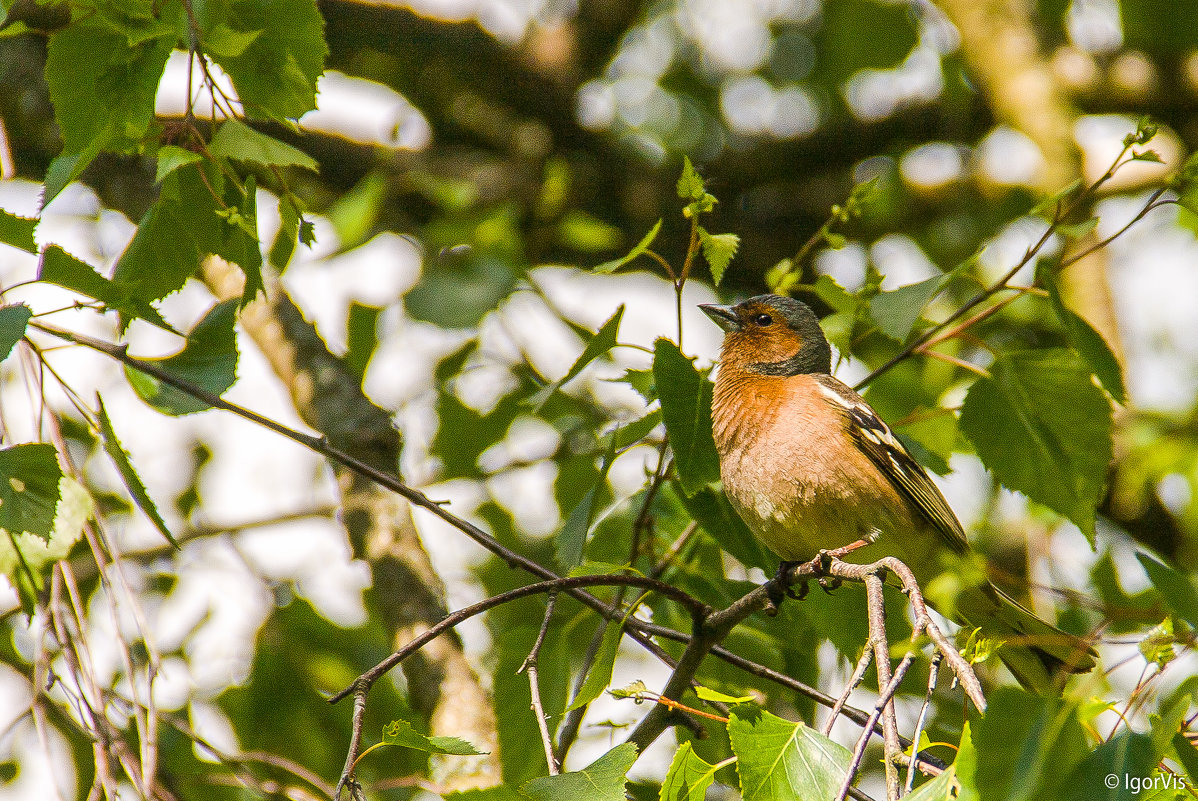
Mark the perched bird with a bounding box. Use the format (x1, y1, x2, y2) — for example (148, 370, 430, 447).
(700, 293, 1095, 694)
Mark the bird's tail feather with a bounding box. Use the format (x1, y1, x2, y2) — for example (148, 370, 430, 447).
(957, 584, 1096, 696)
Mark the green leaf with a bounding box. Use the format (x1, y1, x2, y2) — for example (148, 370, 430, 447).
(698, 229, 739, 286)
(1171, 732, 1198, 785)
(204, 0, 327, 121)
(124, 300, 239, 416)
(1063, 732, 1155, 801)
(446, 789, 525, 801)
(345, 302, 381, 381)
(1031, 179, 1082, 217)
(381, 719, 486, 756)
(824, 231, 848, 249)
(656, 340, 718, 495)
(694, 685, 753, 705)
(96, 396, 177, 547)
(676, 484, 773, 571)
(677, 156, 705, 200)
(327, 172, 387, 251)
(906, 767, 960, 800)
(0, 210, 36, 253)
(906, 721, 978, 800)
(42, 131, 107, 207)
(1045, 273, 1127, 403)
(0, 444, 63, 542)
(1056, 217, 1100, 240)
(113, 163, 263, 316)
(556, 210, 623, 253)
(531, 306, 624, 410)
(405, 253, 518, 329)
(0, 304, 31, 362)
(604, 409, 662, 452)
(594, 219, 662, 274)
(615, 367, 657, 402)
(1127, 116, 1159, 146)
(1136, 553, 1198, 628)
(0, 476, 92, 615)
(727, 706, 851, 801)
(208, 119, 318, 172)
(154, 146, 204, 184)
(201, 23, 263, 58)
(407, 170, 478, 211)
(1138, 618, 1176, 669)
(557, 433, 617, 570)
(811, 273, 859, 313)
(565, 617, 623, 712)
(870, 273, 949, 341)
(520, 743, 637, 801)
(299, 218, 316, 247)
(959, 349, 1112, 542)
(813, 0, 917, 83)
(659, 742, 720, 801)
(38, 246, 174, 331)
(269, 196, 303, 271)
(44, 12, 174, 154)
(653, 340, 721, 496)
(973, 689, 1089, 801)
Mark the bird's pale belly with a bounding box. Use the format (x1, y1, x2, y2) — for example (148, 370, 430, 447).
(720, 445, 930, 567)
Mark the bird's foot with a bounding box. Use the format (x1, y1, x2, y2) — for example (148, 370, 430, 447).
(766, 561, 806, 613)
(814, 550, 843, 594)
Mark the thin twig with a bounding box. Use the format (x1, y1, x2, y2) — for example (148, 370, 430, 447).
(905, 653, 942, 794)
(329, 573, 707, 705)
(329, 574, 708, 796)
(555, 445, 671, 764)
(1059, 188, 1169, 269)
(856, 143, 1162, 389)
(824, 647, 875, 736)
(519, 592, 560, 775)
(835, 653, 917, 801)
(649, 522, 698, 580)
(914, 347, 990, 376)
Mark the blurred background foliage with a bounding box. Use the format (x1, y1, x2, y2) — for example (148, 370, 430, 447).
(2, 0, 1198, 799)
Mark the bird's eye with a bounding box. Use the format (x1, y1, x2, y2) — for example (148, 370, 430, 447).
(752, 313, 773, 326)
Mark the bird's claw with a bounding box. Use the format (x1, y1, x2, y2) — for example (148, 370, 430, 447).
(814, 550, 841, 593)
(765, 582, 783, 616)
(766, 560, 805, 612)
(817, 575, 841, 593)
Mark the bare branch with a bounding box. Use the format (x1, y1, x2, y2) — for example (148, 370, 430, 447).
(835, 653, 918, 801)
(519, 592, 560, 776)
(865, 573, 901, 801)
(824, 647, 875, 736)
(906, 653, 942, 794)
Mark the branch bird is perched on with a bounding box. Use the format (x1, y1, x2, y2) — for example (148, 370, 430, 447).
(700, 294, 1096, 694)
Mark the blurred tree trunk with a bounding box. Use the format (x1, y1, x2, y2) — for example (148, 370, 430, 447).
(936, 0, 1124, 365)
(201, 258, 501, 789)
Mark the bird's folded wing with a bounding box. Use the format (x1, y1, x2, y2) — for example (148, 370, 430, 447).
(816, 376, 970, 554)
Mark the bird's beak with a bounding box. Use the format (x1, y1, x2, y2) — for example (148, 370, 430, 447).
(699, 303, 741, 333)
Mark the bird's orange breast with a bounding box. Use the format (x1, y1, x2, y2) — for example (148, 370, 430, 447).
(711, 370, 921, 562)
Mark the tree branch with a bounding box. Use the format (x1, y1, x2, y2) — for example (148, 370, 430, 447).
(623, 554, 986, 761)
(518, 592, 560, 776)
(328, 574, 707, 796)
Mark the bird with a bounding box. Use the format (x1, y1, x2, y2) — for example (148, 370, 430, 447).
(699, 293, 1096, 694)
